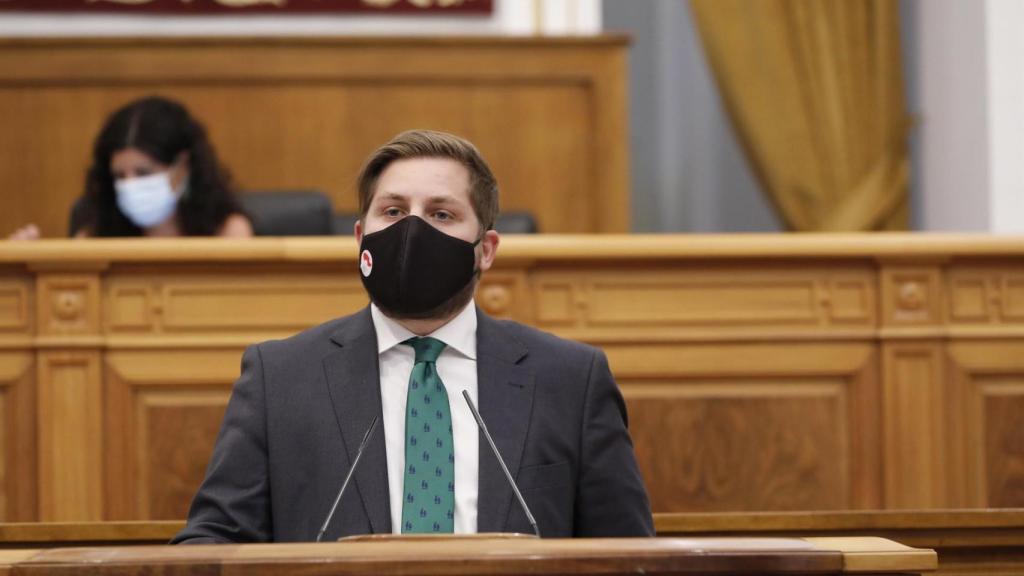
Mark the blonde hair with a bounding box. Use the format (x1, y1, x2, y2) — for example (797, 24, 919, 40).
(356, 129, 499, 231)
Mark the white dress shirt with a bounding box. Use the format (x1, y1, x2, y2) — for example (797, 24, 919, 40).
(371, 303, 479, 534)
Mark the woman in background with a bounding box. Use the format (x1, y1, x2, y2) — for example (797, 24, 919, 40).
(10, 95, 251, 239)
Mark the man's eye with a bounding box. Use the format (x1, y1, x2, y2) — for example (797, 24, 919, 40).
(383, 208, 403, 218)
(433, 211, 453, 221)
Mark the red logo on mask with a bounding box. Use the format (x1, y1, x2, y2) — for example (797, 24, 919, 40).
(360, 250, 373, 277)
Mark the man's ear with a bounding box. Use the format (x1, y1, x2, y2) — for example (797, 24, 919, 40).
(354, 219, 362, 244)
(477, 229, 500, 272)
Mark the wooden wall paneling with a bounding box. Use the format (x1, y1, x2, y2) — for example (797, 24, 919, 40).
(585, 43, 629, 233)
(947, 268, 999, 324)
(948, 341, 1024, 508)
(880, 343, 951, 509)
(0, 278, 31, 338)
(846, 344, 884, 512)
(36, 351, 103, 521)
(0, 353, 35, 522)
(104, 350, 240, 520)
(656, 510, 1024, 576)
(610, 342, 881, 512)
(528, 262, 878, 342)
(35, 273, 100, 338)
(34, 271, 104, 521)
(0, 37, 629, 238)
(944, 262, 1024, 508)
(0, 272, 35, 522)
(878, 262, 952, 509)
(476, 270, 531, 321)
(881, 265, 943, 328)
(4, 235, 1024, 519)
(947, 264, 1024, 327)
(106, 267, 368, 335)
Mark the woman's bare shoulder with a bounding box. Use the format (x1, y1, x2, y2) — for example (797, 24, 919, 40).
(218, 213, 254, 238)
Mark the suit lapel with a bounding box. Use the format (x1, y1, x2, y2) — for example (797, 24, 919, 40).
(475, 310, 535, 533)
(322, 307, 391, 535)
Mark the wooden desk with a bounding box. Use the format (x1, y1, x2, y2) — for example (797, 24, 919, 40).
(1, 235, 1024, 521)
(0, 510, 1016, 575)
(657, 510, 1024, 576)
(0, 522, 182, 549)
(0, 537, 935, 576)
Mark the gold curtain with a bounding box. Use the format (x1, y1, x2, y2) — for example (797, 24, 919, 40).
(690, 0, 910, 231)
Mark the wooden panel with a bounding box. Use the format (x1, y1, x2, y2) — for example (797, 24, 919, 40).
(657, 510, 1024, 576)
(105, 350, 240, 520)
(590, 280, 820, 324)
(0, 279, 30, 333)
(37, 352, 103, 521)
(983, 384, 1024, 507)
(626, 380, 849, 511)
(139, 391, 230, 520)
(0, 274, 35, 523)
(1006, 276, 1024, 320)
(2, 234, 1024, 518)
(36, 275, 100, 336)
(107, 271, 366, 333)
(476, 271, 530, 321)
(616, 343, 880, 513)
(880, 344, 950, 508)
(948, 342, 1024, 508)
(948, 269, 996, 323)
(530, 266, 876, 337)
(948, 266, 1024, 325)
(0, 394, 6, 519)
(34, 271, 104, 521)
(881, 267, 942, 327)
(7, 537, 933, 576)
(0, 37, 629, 238)
(0, 354, 34, 522)
(163, 280, 362, 331)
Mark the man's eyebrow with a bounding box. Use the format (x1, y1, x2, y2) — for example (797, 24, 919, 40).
(425, 194, 460, 205)
(375, 192, 408, 202)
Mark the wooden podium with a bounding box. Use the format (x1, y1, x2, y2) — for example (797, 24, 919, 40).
(0, 537, 935, 575)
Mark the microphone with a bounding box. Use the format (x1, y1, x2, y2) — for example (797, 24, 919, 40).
(461, 390, 541, 538)
(316, 414, 380, 543)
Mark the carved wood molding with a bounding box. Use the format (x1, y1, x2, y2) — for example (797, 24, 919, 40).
(0, 353, 34, 521)
(3, 235, 1024, 517)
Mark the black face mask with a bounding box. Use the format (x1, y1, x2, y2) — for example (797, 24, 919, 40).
(359, 215, 479, 316)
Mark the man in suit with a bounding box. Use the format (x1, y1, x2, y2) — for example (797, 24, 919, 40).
(173, 130, 653, 543)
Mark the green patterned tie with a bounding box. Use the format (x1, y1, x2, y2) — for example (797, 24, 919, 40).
(401, 337, 454, 534)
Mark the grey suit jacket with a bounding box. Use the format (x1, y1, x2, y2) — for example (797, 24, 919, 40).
(173, 307, 653, 543)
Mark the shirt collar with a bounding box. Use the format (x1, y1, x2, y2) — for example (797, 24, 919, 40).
(370, 302, 477, 360)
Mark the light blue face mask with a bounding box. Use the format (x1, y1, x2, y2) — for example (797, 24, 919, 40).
(114, 171, 185, 229)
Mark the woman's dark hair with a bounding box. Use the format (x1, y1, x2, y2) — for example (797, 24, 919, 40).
(79, 96, 242, 236)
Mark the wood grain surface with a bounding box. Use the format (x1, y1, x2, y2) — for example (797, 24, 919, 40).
(1, 537, 937, 576)
(0, 234, 1023, 520)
